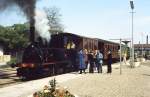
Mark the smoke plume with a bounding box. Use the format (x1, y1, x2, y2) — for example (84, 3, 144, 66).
(35, 10, 50, 42)
(0, 0, 51, 42)
(0, 0, 36, 26)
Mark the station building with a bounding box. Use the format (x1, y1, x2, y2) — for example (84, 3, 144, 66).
(134, 35, 150, 58)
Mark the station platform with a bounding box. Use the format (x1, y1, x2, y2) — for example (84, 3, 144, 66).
(0, 61, 142, 97)
(0, 73, 81, 97)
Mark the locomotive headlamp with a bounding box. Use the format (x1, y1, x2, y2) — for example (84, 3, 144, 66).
(22, 64, 27, 67)
(21, 63, 34, 68)
(30, 64, 35, 68)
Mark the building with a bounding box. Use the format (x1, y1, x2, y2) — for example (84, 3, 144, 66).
(134, 35, 150, 58)
(0, 44, 4, 56)
(134, 44, 150, 57)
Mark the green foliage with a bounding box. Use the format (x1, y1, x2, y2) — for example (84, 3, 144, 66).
(49, 78, 57, 93)
(7, 57, 17, 64)
(0, 24, 29, 50)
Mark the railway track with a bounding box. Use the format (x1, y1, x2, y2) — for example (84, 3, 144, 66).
(0, 66, 59, 88)
(0, 67, 22, 88)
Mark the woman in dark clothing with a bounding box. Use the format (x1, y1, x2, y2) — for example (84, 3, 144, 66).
(107, 51, 112, 73)
(88, 51, 95, 73)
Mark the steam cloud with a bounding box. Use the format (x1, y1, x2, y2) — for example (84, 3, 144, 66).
(0, 0, 51, 42)
(35, 10, 50, 42)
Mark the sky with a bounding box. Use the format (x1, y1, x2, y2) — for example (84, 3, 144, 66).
(0, 0, 150, 44)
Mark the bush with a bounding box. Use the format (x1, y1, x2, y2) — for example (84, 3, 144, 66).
(33, 79, 75, 97)
(7, 57, 17, 68)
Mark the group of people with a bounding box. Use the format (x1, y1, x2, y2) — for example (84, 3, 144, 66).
(78, 49, 112, 74)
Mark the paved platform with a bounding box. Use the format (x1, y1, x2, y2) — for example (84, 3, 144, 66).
(1, 61, 149, 97)
(0, 74, 81, 97)
(59, 61, 150, 97)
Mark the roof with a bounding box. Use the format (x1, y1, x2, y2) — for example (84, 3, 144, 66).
(57, 32, 119, 45)
(134, 44, 150, 48)
(97, 38, 119, 45)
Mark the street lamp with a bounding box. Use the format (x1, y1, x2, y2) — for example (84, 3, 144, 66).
(130, 1, 134, 9)
(130, 0, 135, 67)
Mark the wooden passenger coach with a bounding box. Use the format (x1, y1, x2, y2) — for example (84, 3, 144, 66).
(50, 33, 98, 51)
(98, 39, 120, 62)
(50, 33, 119, 62)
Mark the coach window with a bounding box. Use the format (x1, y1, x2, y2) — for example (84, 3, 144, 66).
(66, 40, 75, 49)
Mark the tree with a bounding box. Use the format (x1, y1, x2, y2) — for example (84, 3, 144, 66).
(0, 24, 29, 52)
(44, 7, 64, 34)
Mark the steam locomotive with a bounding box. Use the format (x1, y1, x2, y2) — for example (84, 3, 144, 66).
(15, 32, 121, 79)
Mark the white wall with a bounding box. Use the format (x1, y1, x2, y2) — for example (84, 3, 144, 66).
(0, 46, 4, 56)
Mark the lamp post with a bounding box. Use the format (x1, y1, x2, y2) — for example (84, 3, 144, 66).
(130, 1, 135, 68)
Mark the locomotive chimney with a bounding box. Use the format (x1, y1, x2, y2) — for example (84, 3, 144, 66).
(30, 18, 35, 42)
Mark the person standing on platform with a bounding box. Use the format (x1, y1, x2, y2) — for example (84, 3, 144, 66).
(95, 50, 103, 73)
(88, 50, 95, 73)
(93, 50, 97, 71)
(107, 50, 112, 73)
(83, 49, 88, 69)
(78, 49, 86, 74)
